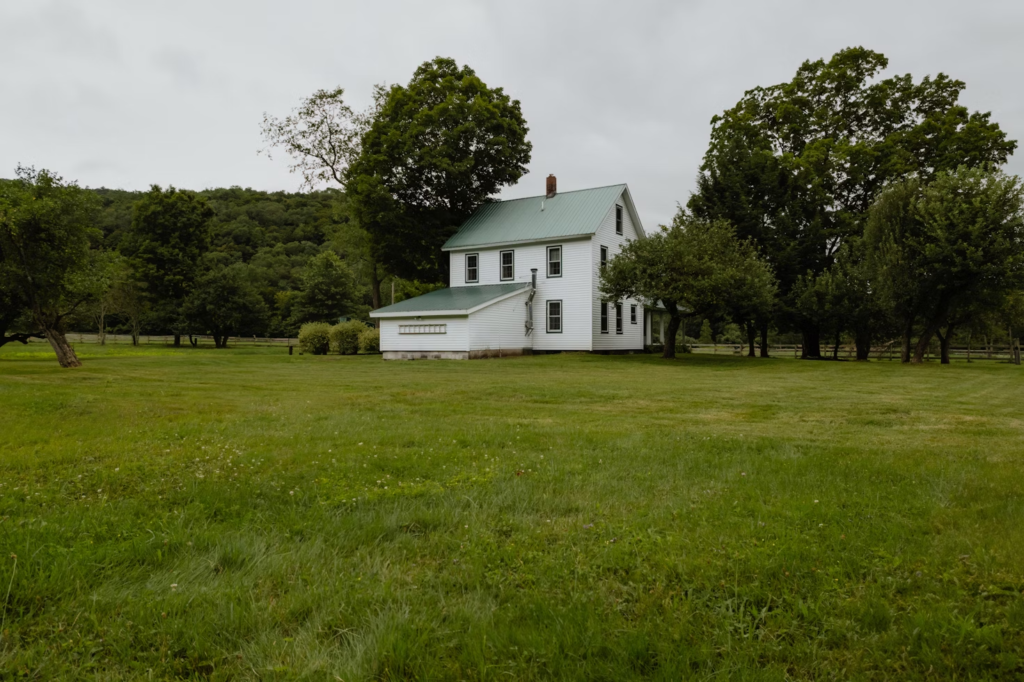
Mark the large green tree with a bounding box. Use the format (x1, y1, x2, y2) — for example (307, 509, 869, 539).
(600, 215, 777, 359)
(261, 87, 388, 311)
(0, 167, 99, 367)
(289, 250, 359, 325)
(689, 47, 1016, 358)
(347, 57, 532, 284)
(181, 263, 269, 348)
(121, 186, 213, 346)
(866, 167, 1024, 363)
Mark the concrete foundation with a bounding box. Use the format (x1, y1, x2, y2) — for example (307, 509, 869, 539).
(382, 348, 534, 361)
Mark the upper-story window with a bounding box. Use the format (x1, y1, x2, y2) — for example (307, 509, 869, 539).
(500, 250, 514, 281)
(465, 253, 479, 283)
(547, 245, 562, 278)
(615, 205, 623, 235)
(600, 245, 608, 270)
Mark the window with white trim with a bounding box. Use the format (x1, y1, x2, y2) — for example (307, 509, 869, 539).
(600, 245, 608, 270)
(615, 302, 623, 334)
(547, 245, 562, 277)
(399, 324, 447, 334)
(547, 300, 562, 333)
(615, 205, 623, 235)
(600, 302, 608, 333)
(465, 253, 479, 283)
(500, 250, 514, 281)
(630, 304, 637, 324)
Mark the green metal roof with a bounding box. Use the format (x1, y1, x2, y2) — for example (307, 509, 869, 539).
(370, 282, 530, 316)
(442, 184, 627, 251)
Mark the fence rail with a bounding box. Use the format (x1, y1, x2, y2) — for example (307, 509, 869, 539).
(24, 333, 298, 347)
(685, 343, 1021, 361)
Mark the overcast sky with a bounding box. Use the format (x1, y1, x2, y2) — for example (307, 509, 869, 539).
(3, 0, 1023, 228)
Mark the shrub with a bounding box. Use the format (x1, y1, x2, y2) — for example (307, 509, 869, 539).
(330, 320, 365, 355)
(298, 322, 331, 355)
(358, 327, 380, 353)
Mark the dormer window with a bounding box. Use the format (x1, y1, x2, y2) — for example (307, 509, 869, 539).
(465, 253, 479, 283)
(615, 205, 623, 235)
(500, 250, 514, 281)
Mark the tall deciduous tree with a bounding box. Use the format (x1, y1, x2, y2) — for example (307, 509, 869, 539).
(866, 167, 1024, 363)
(689, 47, 1016, 358)
(182, 264, 269, 348)
(261, 87, 389, 310)
(121, 186, 213, 346)
(0, 167, 99, 367)
(347, 57, 532, 284)
(600, 216, 777, 359)
(289, 250, 358, 325)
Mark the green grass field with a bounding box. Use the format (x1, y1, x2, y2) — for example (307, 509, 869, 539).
(1, 344, 1022, 680)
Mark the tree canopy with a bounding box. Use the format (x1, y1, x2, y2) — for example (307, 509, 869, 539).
(347, 57, 532, 284)
(688, 47, 1016, 357)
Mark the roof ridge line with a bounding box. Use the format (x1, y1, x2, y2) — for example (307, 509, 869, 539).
(489, 183, 627, 204)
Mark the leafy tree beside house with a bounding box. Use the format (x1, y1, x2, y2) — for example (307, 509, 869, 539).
(120, 186, 213, 346)
(689, 47, 1016, 358)
(346, 57, 532, 285)
(865, 167, 1024, 363)
(600, 214, 776, 359)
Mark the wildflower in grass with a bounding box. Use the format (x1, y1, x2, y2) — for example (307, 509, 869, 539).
(171, 584, 178, 590)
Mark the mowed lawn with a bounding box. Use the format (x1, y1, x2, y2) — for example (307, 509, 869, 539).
(1, 345, 1023, 680)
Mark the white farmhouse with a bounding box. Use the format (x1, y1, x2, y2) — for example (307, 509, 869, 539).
(370, 176, 656, 359)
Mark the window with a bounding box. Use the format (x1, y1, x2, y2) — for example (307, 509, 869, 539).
(465, 253, 479, 283)
(546, 300, 562, 333)
(399, 324, 447, 335)
(630, 304, 637, 324)
(615, 205, 623, 235)
(600, 302, 608, 333)
(600, 245, 608, 270)
(615, 302, 623, 334)
(547, 245, 562, 277)
(500, 250, 514, 281)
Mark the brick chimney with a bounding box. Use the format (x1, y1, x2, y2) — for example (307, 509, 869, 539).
(546, 174, 557, 198)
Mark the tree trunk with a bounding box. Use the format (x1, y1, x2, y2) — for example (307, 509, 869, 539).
(662, 315, 681, 359)
(745, 320, 756, 358)
(854, 328, 871, 361)
(173, 334, 181, 348)
(912, 319, 943, 364)
(43, 326, 81, 368)
(832, 330, 841, 361)
(801, 323, 821, 359)
(759, 319, 770, 358)
(98, 309, 106, 346)
(189, 334, 198, 348)
(369, 259, 382, 329)
(937, 325, 954, 365)
(901, 318, 914, 363)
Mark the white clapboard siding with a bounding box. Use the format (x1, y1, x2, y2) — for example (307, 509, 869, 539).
(379, 316, 469, 352)
(468, 289, 532, 351)
(450, 239, 593, 351)
(592, 190, 644, 351)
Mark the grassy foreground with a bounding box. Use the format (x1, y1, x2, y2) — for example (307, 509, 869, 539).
(1, 344, 1023, 680)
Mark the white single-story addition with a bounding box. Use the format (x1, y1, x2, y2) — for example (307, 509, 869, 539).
(370, 176, 662, 359)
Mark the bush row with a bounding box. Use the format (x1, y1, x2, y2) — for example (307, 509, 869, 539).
(298, 321, 379, 355)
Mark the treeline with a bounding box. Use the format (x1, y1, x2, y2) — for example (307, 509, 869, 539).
(5, 48, 1024, 367)
(604, 48, 1024, 364)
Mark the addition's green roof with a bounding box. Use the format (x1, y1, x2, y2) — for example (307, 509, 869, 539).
(370, 282, 530, 317)
(442, 184, 627, 251)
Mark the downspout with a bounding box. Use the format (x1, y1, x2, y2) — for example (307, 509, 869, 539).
(525, 268, 537, 336)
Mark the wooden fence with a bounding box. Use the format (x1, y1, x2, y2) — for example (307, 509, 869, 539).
(25, 333, 299, 347)
(686, 343, 1021, 362)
